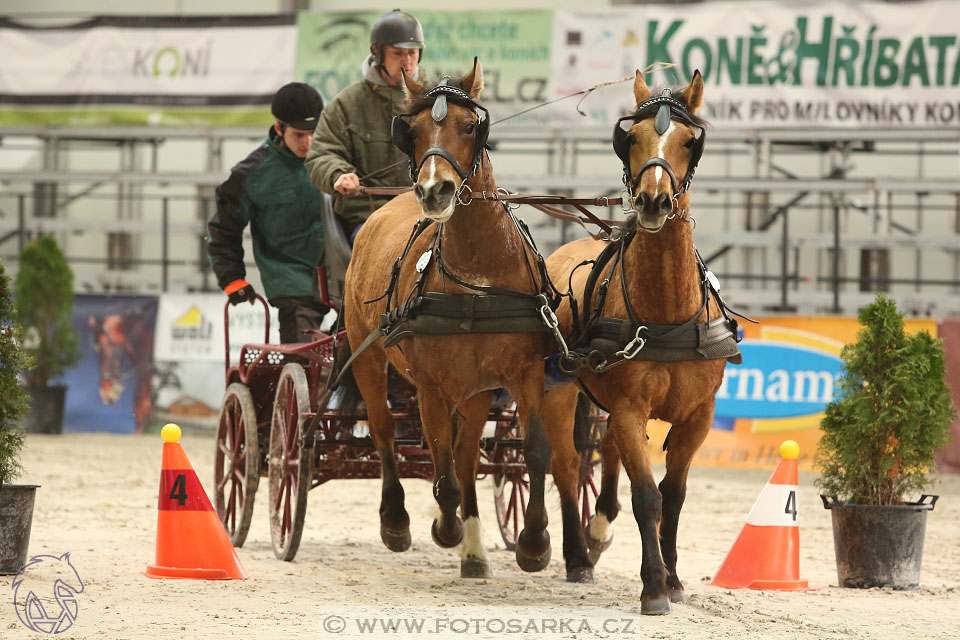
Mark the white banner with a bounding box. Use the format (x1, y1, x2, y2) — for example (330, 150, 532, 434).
(0, 16, 295, 113)
(551, 1, 960, 128)
(153, 294, 281, 423)
(154, 293, 280, 364)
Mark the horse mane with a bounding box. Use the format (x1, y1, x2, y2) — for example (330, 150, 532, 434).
(630, 85, 710, 130)
(402, 74, 482, 115)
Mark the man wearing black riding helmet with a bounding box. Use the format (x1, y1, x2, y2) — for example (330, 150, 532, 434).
(305, 9, 425, 242)
(207, 82, 332, 343)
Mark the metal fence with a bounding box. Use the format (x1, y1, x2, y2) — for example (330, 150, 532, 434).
(1, 125, 958, 316)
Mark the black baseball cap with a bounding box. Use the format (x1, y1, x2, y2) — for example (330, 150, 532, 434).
(271, 82, 324, 130)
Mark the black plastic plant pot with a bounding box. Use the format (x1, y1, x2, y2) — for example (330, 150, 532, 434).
(821, 494, 937, 590)
(0, 484, 40, 575)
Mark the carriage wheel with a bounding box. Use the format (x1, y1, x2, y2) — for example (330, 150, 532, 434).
(492, 414, 527, 551)
(491, 397, 607, 550)
(214, 382, 259, 547)
(575, 396, 607, 534)
(268, 363, 312, 561)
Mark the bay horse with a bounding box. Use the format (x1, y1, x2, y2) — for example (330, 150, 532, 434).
(342, 59, 555, 578)
(541, 70, 742, 611)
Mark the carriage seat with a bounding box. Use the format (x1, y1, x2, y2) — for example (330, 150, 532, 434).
(321, 193, 352, 305)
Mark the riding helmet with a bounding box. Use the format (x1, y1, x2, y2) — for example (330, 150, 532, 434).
(271, 82, 324, 131)
(370, 9, 424, 50)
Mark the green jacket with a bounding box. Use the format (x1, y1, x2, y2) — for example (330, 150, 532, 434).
(207, 127, 328, 301)
(305, 59, 413, 230)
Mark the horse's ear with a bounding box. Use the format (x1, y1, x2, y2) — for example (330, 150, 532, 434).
(401, 68, 424, 103)
(88, 317, 96, 328)
(460, 57, 484, 100)
(59, 552, 71, 562)
(682, 69, 704, 114)
(633, 69, 651, 105)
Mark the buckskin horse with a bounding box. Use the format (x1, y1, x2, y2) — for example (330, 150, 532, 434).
(541, 70, 743, 612)
(341, 59, 556, 578)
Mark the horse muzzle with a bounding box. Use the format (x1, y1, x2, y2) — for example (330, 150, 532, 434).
(414, 178, 458, 221)
(632, 191, 673, 232)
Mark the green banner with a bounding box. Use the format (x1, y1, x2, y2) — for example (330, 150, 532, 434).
(295, 11, 554, 124)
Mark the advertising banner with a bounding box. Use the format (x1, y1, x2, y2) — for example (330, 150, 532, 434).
(153, 294, 280, 425)
(645, 315, 939, 471)
(0, 16, 296, 126)
(295, 11, 554, 125)
(551, 1, 960, 128)
(62, 295, 158, 434)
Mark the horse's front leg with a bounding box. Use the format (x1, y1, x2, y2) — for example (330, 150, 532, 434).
(612, 407, 672, 615)
(351, 349, 410, 552)
(453, 392, 494, 578)
(542, 385, 594, 582)
(513, 373, 552, 573)
(417, 391, 464, 549)
(658, 402, 714, 604)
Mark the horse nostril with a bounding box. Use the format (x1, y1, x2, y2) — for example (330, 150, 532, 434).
(414, 184, 426, 201)
(655, 193, 673, 215)
(636, 192, 652, 212)
(436, 180, 456, 202)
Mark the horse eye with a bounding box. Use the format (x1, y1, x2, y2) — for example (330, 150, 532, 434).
(684, 137, 695, 148)
(464, 123, 475, 135)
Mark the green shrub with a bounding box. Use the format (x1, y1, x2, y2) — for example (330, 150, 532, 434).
(816, 294, 956, 505)
(14, 236, 79, 387)
(0, 259, 32, 485)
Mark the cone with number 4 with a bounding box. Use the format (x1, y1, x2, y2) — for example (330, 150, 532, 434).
(710, 440, 809, 590)
(144, 424, 248, 580)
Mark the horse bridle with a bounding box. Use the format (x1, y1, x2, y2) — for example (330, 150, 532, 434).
(391, 81, 490, 202)
(612, 89, 706, 216)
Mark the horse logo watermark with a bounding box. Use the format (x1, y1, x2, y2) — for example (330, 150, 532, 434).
(11, 553, 84, 634)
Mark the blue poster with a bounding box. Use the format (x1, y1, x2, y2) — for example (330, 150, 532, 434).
(61, 295, 158, 434)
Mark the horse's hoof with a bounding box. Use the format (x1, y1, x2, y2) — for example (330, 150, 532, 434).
(515, 544, 552, 573)
(380, 524, 411, 552)
(566, 565, 596, 584)
(669, 588, 686, 604)
(431, 518, 463, 549)
(515, 529, 551, 572)
(460, 560, 492, 579)
(586, 531, 613, 566)
(640, 596, 671, 616)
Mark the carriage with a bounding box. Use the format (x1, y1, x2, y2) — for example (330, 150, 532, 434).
(212, 252, 604, 562)
(214, 61, 725, 612)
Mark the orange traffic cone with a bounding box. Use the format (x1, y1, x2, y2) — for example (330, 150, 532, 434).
(144, 424, 248, 580)
(710, 440, 809, 590)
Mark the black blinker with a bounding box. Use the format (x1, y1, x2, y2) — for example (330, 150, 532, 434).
(391, 115, 414, 157)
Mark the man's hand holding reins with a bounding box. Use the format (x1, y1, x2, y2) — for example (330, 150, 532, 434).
(333, 172, 361, 195)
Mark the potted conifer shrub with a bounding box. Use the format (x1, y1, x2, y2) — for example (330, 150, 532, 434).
(15, 236, 80, 434)
(0, 259, 40, 574)
(817, 294, 955, 589)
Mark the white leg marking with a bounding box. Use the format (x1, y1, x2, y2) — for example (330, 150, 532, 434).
(587, 512, 614, 543)
(459, 516, 488, 562)
(654, 122, 676, 197)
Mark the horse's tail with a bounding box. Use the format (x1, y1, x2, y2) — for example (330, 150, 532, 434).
(332, 336, 364, 414)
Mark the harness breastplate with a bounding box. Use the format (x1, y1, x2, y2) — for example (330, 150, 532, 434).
(570, 226, 744, 370)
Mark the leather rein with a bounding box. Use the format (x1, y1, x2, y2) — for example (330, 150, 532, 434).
(355, 186, 626, 242)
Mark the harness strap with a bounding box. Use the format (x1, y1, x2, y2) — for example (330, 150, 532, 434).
(380, 292, 550, 348)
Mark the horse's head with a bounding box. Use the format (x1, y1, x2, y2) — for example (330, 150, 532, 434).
(613, 69, 707, 233)
(392, 58, 488, 222)
(12, 552, 85, 598)
(89, 314, 129, 405)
